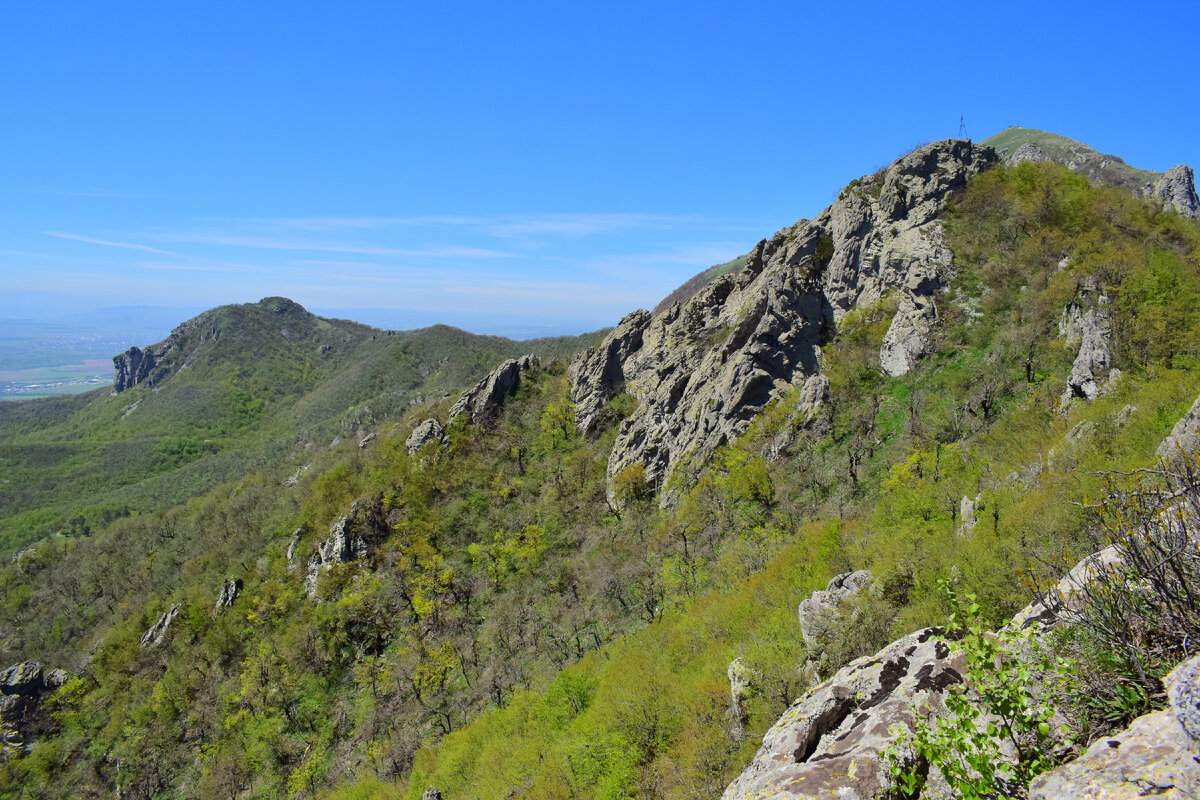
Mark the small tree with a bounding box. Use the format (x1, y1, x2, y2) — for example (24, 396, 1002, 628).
(612, 462, 649, 516)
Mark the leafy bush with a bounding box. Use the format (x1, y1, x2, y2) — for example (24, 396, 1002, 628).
(891, 583, 1074, 799)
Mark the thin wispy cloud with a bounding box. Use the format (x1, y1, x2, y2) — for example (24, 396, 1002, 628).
(211, 212, 751, 238)
(44, 231, 179, 256)
(445, 278, 648, 305)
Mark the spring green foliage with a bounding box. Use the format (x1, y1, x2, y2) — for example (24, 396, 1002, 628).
(0, 300, 602, 553)
(2, 161, 1200, 799)
(890, 584, 1075, 799)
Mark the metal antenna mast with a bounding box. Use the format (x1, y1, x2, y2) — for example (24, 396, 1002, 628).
(958, 115, 968, 140)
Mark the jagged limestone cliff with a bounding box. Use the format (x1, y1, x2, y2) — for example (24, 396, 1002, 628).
(570, 140, 997, 500)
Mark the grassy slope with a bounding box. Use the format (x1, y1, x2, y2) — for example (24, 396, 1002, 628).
(357, 160, 1200, 800)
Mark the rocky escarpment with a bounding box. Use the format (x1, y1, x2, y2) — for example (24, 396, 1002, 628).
(569, 140, 997, 498)
(987, 127, 1199, 218)
(403, 355, 538, 456)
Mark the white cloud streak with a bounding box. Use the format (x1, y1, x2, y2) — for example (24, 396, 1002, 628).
(43, 231, 180, 255)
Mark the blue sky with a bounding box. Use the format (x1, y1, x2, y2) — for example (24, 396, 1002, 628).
(1, 1, 1198, 335)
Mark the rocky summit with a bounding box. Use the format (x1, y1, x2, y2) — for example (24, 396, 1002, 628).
(570, 140, 996, 500)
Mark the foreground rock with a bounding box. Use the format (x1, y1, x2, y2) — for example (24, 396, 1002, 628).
(721, 628, 967, 800)
(449, 355, 539, 425)
(1030, 653, 1200, 799)
(570, 140, 997, 499)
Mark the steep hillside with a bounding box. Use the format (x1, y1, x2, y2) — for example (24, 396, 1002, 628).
(2, 133, 1200, 800)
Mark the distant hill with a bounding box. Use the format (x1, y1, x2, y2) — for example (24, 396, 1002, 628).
(0, 297, 603, 552)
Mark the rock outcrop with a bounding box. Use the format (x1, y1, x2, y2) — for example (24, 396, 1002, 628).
(798, 570, 872, 649)
(214, 578, 241, 612)
(1030, 654, 1200, 799)
(1061, 279, 1114, 403)
(406, 418, 445, 455)
(727, 657, 757, 733)
(305, 499, 390, 598)
(1158, 395, 1200, 459)
(570, 140, 996, 498)
(140, 603, 181, 647)
(1, 662, 67, 755)
(449, 355, 539, 425)
(1151, 165, 1200, 219)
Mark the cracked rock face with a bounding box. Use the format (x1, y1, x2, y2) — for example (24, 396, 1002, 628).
(570, 140, 996, 498)
(449, 355, 539, 425)
(721, 628, 967, 800)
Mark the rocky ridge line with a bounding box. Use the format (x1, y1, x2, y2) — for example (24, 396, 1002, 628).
(569, 140, 997, 500)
